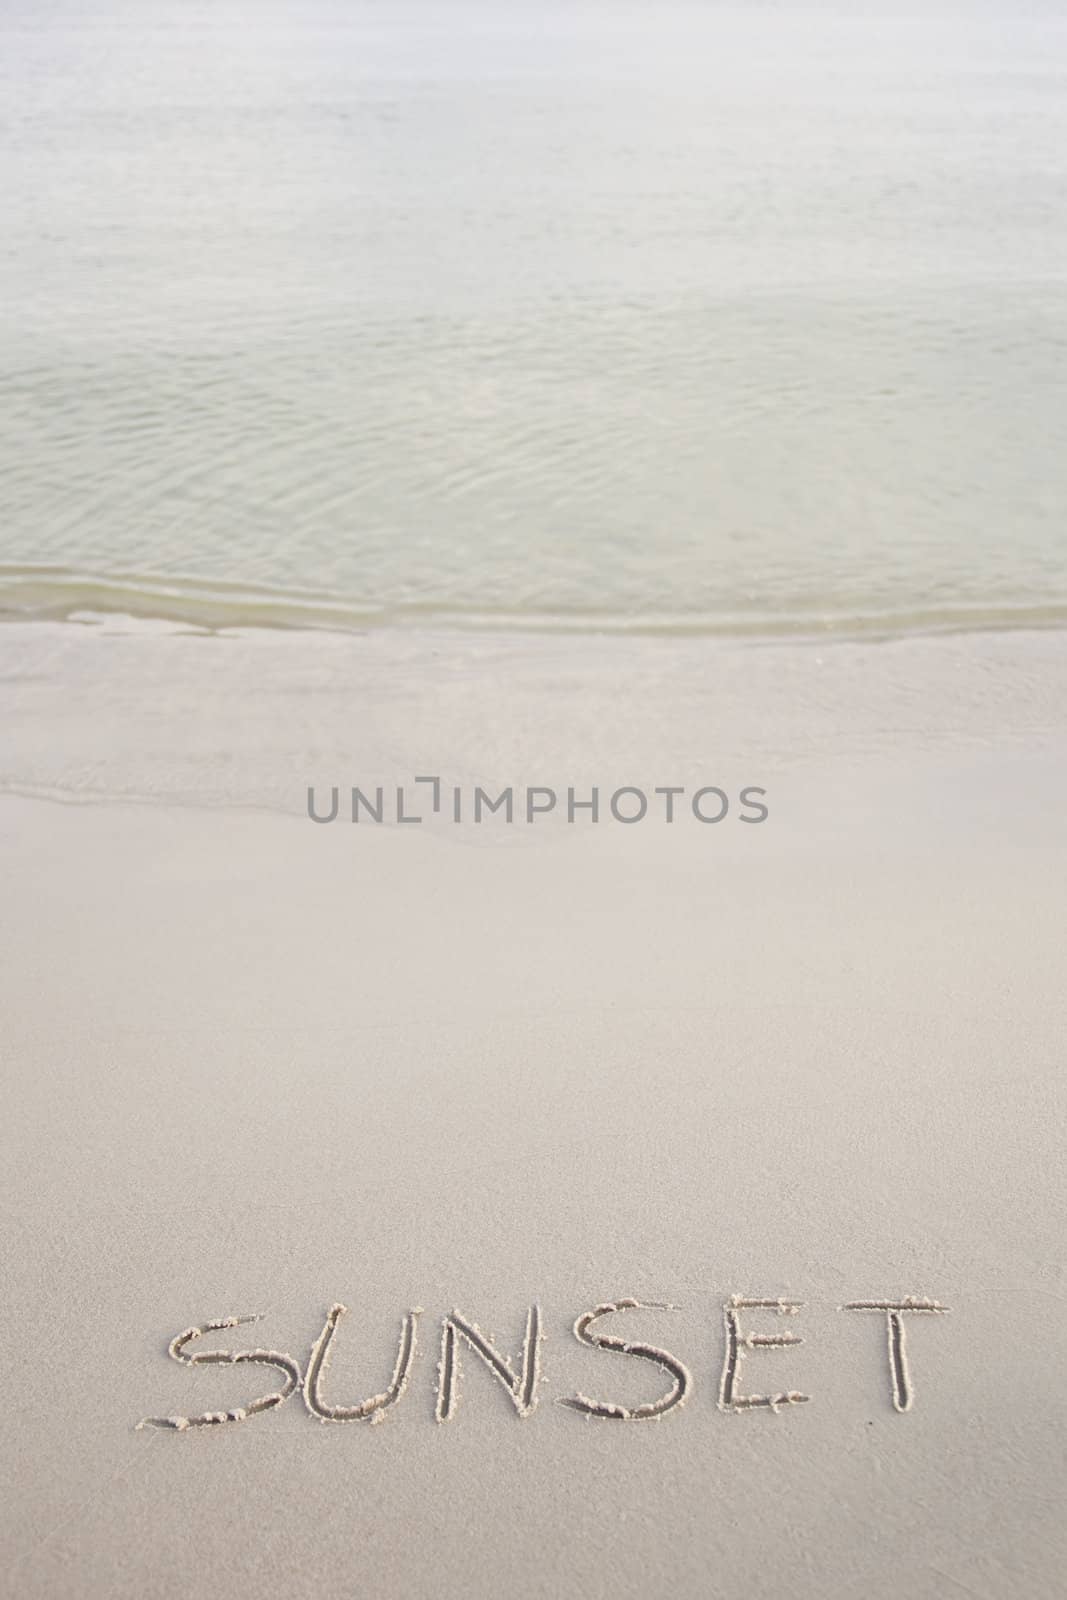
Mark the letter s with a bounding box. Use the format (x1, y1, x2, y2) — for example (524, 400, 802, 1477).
(739, 786, 768, 823)
(137, 1314, 301, 1431)
(560, 1299, 691, 1420)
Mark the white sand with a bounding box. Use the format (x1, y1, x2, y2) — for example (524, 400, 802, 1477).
(1, 620, 1065, 1598)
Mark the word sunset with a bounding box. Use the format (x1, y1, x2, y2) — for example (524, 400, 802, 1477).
(138, 1294, 949, 1434)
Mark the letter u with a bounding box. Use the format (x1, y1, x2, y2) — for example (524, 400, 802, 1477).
(307, 785, 340, 824)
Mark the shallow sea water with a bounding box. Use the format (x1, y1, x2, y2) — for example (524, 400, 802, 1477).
(2, 0, 1066, 638)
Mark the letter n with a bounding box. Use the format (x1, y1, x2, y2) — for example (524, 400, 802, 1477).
(436, 1306, 542, 1422)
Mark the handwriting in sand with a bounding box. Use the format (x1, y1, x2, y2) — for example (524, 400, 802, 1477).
(137, 1294, 949, 1432)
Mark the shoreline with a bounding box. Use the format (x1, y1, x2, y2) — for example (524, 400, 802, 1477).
(4, 563, 1067, 647)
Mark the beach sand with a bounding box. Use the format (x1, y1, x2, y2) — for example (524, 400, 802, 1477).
(1, 620, 1064, 1598)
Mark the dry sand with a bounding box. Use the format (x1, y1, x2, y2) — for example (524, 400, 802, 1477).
(1, 619, 1064, 1599)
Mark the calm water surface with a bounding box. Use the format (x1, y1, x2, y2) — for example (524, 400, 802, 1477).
(2, 0, 1066, 638)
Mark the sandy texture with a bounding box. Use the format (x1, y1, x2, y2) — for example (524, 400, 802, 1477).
(1, 622, 1065, 1599)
